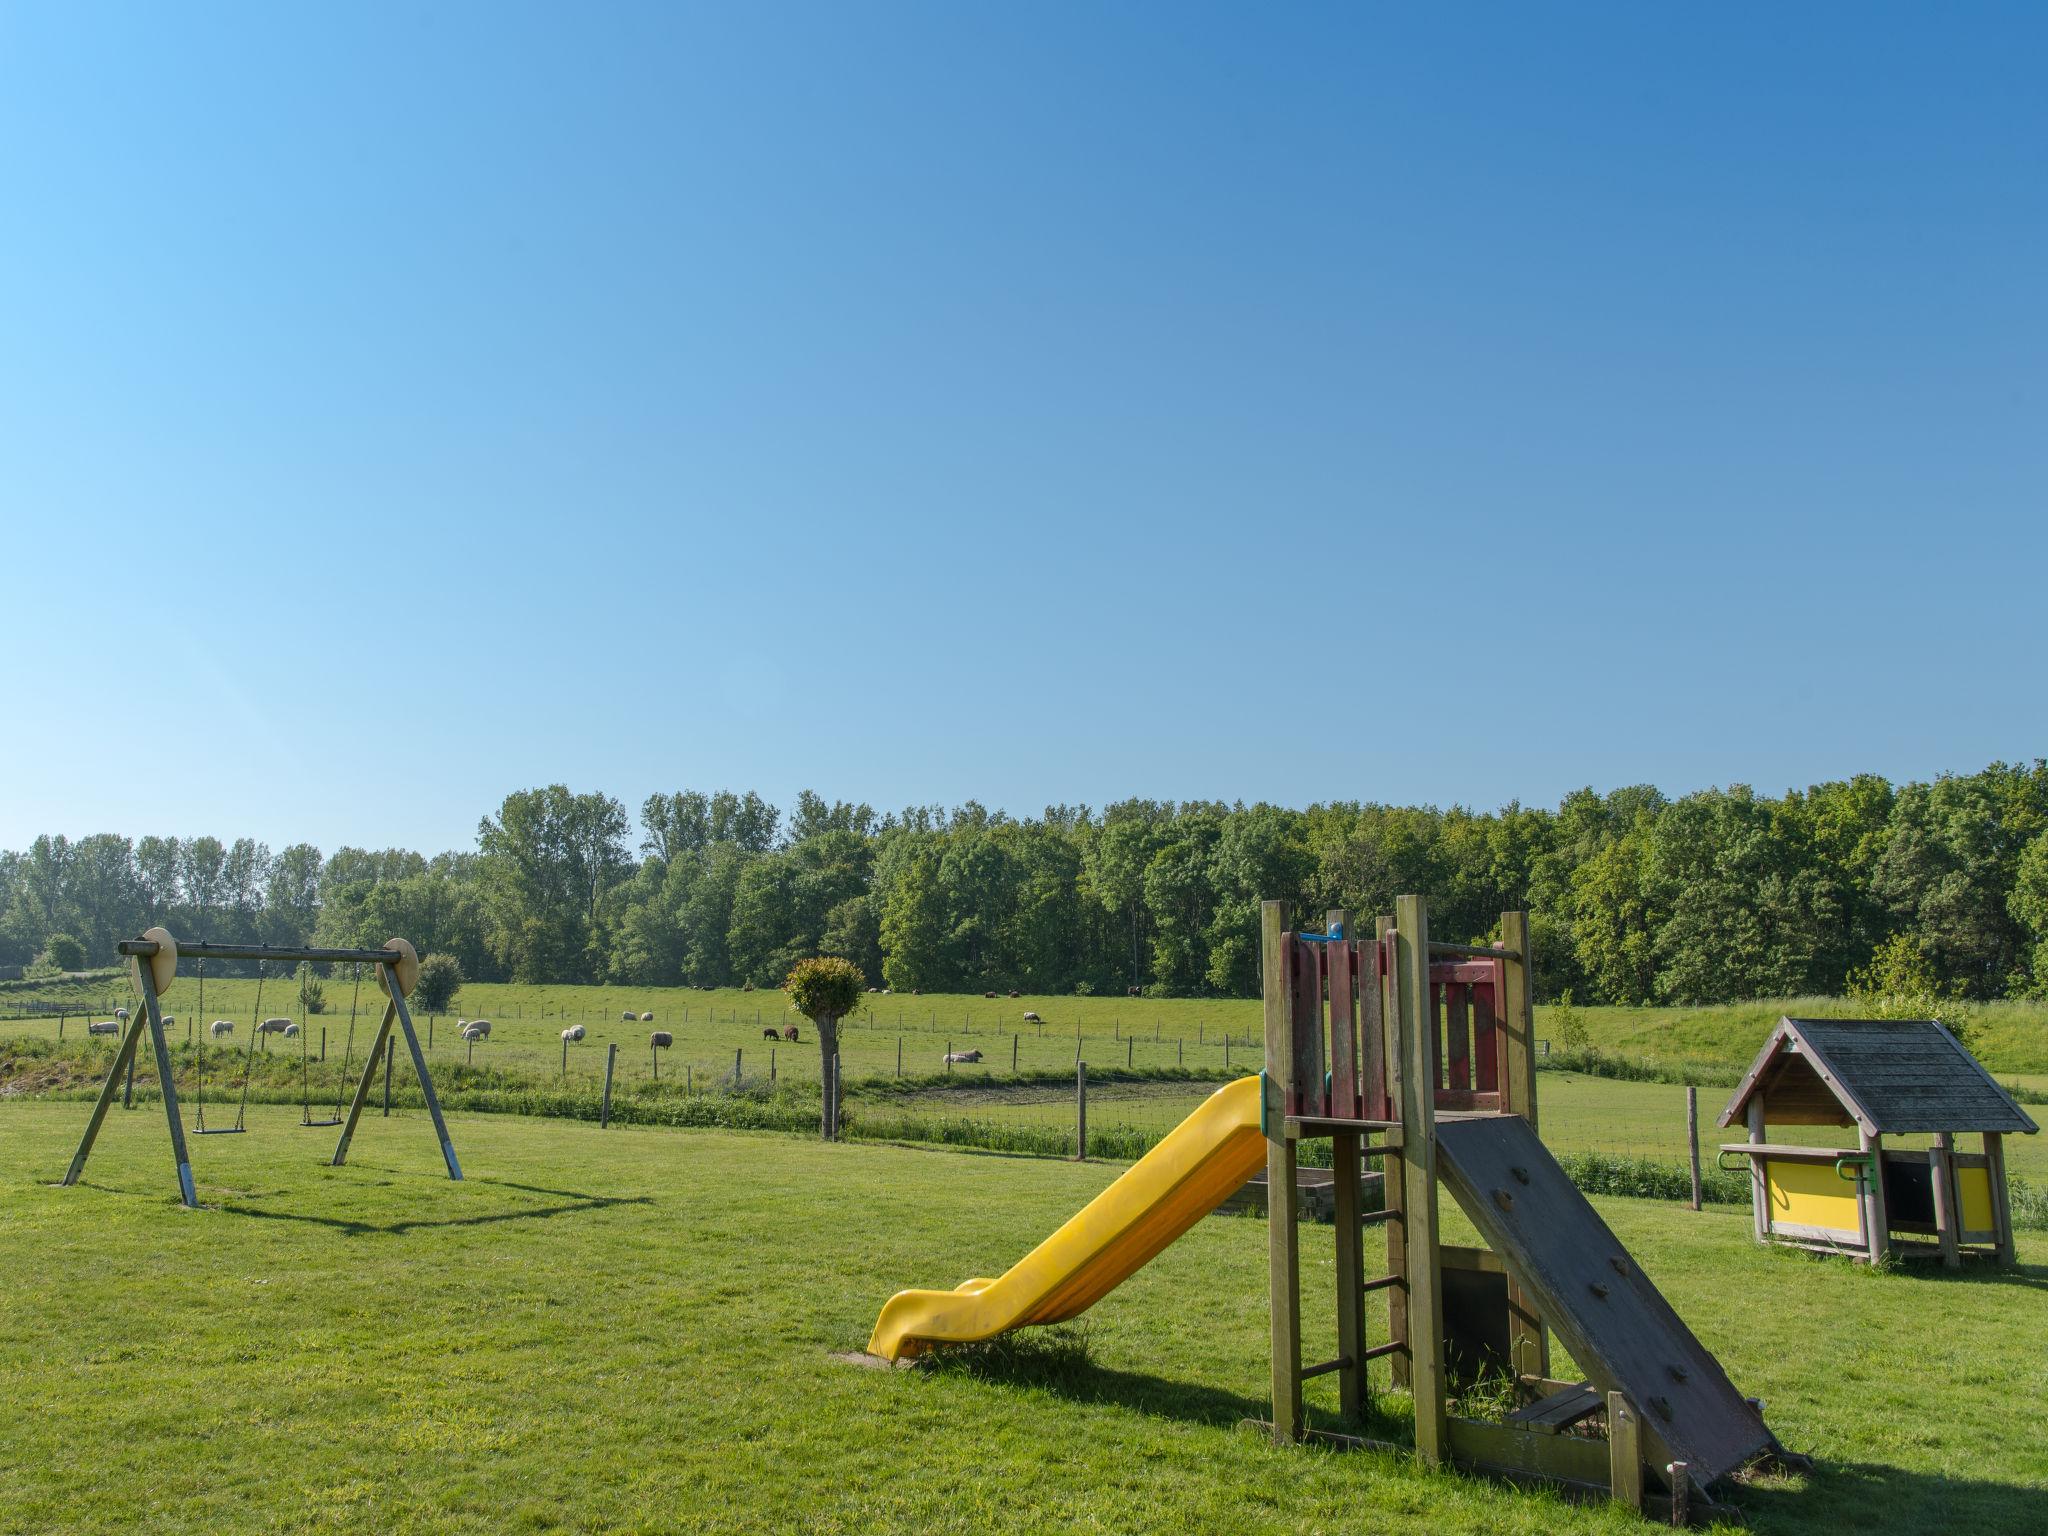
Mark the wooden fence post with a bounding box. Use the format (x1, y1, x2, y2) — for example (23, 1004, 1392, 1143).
(1075, 1060, 1087, 1161)
(1687, 1086, 1702, 1211)
(600, 1043, 617, 1129)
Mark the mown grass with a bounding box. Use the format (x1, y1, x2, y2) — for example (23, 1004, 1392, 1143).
(6, 1102, 2046, 1535)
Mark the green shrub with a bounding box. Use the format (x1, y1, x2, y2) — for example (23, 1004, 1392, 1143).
(412, 953, 464, 1014)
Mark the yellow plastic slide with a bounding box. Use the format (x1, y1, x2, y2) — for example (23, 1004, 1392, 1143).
(867, 1075, 1267, 1360)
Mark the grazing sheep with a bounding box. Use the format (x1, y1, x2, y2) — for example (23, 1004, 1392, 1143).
(943, 1050, 983, 1065)
(114, 1007, 130, 1022)
(983, 991, 996, 999)
(561, 1025, 586, 1043)
(283, 1023, 300, 1038)
(762, 1027, 779, 1040)
(650, 1030, 673, 1049)
(161, 1016, 175, 1029)
(464, 1019, 492, 1037)
(622, 1009, 637, 1022)
(211, 1020, 235, 1037)
(1007, 990, 1020, 998)
(640, 1011, 654, 1022)
(87, 1020, 120, 1037)
(1022, 1011, 1042, 1023)
(258, 1017, 293, 1035)
(783, 1024, 800, 1042)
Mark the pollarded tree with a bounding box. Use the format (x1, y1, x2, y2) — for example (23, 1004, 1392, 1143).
(786, 955, 865, 1141)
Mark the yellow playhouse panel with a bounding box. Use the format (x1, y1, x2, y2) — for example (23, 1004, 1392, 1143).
(1959, 1165, 1995, 1232)
(1766, 1157, 1862, 1236)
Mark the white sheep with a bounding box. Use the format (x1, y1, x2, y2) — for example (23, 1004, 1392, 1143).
(114, 1007, 130, 1022)
(944, 1049, 983, 1064)
(621, 1009, 637, 1022)
(640, 1011, 654, 1022)
(464, 1019, 492, 1038)
(87, 1020, 120, 1037)
(650, 1030, 673, 1049)
(283, 1023, 301, 1038)
(210, 1020, 234, 1037)
(1022, 1011, 1042, 1023)
(561, 1025, 586, 1043)
(258, 1018, 293, 1035)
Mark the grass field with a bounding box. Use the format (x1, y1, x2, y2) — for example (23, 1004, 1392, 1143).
(10, 975, 2047, 1093)
(7, 1101, 2045, 1535)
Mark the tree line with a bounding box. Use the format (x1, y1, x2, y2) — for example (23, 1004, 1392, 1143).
(5, 764, 2048, 1006)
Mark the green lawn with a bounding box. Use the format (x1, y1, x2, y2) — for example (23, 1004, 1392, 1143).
(7, 1101, 2045, 1535)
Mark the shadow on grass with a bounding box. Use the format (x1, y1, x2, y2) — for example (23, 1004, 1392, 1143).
(912, 1326, 1415, 1445)
(215, 1179, 652, 1236)
(1735, 1458, 2048, 1534)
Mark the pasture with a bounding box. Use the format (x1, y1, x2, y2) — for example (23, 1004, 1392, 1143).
(6, 1100, 2045, 1536)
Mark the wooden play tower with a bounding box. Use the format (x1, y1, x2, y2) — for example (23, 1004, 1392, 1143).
(1257, 896, 1796, 1522)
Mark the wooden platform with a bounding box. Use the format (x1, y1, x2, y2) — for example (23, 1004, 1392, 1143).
(1434, 1115, 1774, 1487)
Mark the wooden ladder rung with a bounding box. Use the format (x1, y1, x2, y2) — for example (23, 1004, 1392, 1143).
(1362, 1272, 1402, 1293)
(1357, 1340, 1406, 1363)
(1299, 1355, 1351, 1381)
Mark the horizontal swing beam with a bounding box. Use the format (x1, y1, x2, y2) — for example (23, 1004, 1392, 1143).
(117, 940, 400, 966)
(1427, 941, 1522, 962)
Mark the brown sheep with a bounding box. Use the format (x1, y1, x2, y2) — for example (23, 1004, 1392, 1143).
(762, 1027, 779, 1040)
(783, 1024, 800, 1042)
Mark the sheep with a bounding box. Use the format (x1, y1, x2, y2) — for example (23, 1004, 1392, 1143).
(650, 1030, 673, 1049)
(211, 1020, 235, 1037)
(783, 1024, 800, 1042)
(983, 991, 996, 999)
(943, 1049, 983, 1065)
(161, 1016, 175, 1029)
(258, 1018, 293, 1034)
(114, 1007, 130, 1022)
(461, 1023, 488, 1043)
(639, 1011, 654, 1022)
(561, 1025, 586, 1043)
(283, 1023, 300, 1038)
(622, 1009, 637, 1022)
(87, 1020, 120, 1037)
(762, 1027, 779, 1041)
(1127, 987, 1142, 997)
(1022, 1011, 1042, 1024)
(1007, 990, 1020, 998)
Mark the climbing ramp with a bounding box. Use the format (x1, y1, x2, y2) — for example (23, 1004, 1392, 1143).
(1434, 1114, 1774, 1487)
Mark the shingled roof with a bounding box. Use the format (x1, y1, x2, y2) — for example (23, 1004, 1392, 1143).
(1718, 1017, 2038, 1137)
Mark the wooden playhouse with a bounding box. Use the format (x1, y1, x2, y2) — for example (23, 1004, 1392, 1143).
(1717, 1017, 2036, 1267)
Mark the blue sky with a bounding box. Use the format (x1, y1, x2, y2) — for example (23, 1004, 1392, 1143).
(2, 3, 2042, 854)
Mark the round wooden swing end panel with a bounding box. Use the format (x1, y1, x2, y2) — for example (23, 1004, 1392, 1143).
(384, 938, 420, 996)
(140, 926, 178, 997)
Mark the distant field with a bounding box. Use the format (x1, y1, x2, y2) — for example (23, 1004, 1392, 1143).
(9, 973, 2046, 1081)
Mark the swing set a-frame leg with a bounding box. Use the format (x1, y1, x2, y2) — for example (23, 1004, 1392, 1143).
(64, 964, 198, 1208)
(328, 961, 463, 1181)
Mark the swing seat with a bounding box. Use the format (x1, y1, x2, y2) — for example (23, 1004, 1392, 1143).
(192, 1125, 246, 1136)
(300, 1116, 343, 1128)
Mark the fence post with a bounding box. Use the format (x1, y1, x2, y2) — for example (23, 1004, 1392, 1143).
(321, 1026, 326, 1062)
(897, 1037, 902, 1076)
(601, 1043, 618, 1129)
(733, 1047, 742, 1086)
(428, 1015, 434, 1051)
(1686, 1086, 1703, 1211)
(1126, 1037, 1133, 1069)
(946, 1041, 952, 1074)
(1012, 1034, 1018, 1072)
(771, 1046, 776, 1083)
(1075, 1060, 1087, 1161)
(1178, 1038, 1184, 1066)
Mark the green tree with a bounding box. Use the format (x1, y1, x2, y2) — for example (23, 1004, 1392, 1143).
(785, 955, 865, 1139)
(880, 841, 948, 993)
(37, 932, 87, 972)
(2010, 828, 2048, 993)
(412, 953, 464, 1014)
(476, 786, 631, 983)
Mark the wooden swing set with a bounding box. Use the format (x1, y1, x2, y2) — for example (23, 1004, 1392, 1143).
(62, 927, 463, 1208)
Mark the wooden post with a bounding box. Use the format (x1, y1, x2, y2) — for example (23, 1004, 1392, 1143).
(65, 961, 198, 1208)
(1608, 1391, 1644, 1512)
(1984, 1132, 2016, 1266)
(1394, 894, 1445, 1466)
(1930, 1131, 1962, 1270)
(946, 1040, 952, 1074)
(1126, 1037, 1133, 1069)
(386, 973, 457, 1171)
(1746, 1098, 1769, 1243)
(1075, 1059, 1087, 1161)
(1860, 1127, 1888, 1265)
(1260, 900, 1302, 1442)
(1686, 1087, 1702, 1211)
(1328, 909, 1365, 1421)
(600, 1043, 617, 1129)
(897, 1037, 902, 1076)
(1497, 909, 1546, 1379)
(1668, 1461, 1691, 1528)
(1012, 1034, 1018, 1072)
(331, 998, 398, 1166)
(123, 1048, 137, 1110)
(382, 1035, 394, 1115)
(1378, 913, 1409, 1390)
